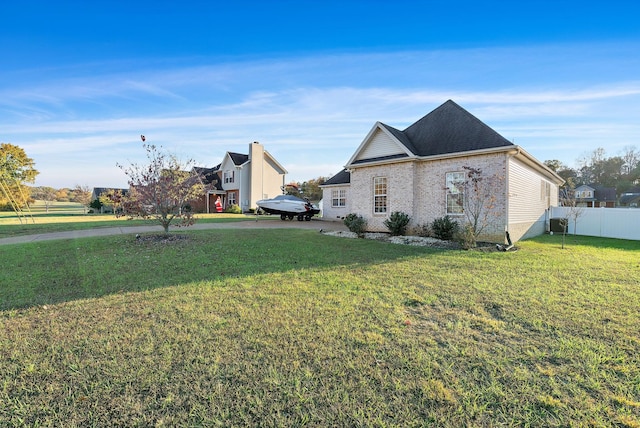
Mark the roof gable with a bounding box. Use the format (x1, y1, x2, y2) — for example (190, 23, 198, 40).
(220, 152, 248, 171)
(575, 184, 595, 191)
(347, 122, 414, 165)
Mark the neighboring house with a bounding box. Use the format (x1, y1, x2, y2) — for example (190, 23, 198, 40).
(619, 187, 640, 207)
(322, 100, 564, 243)
(191, 165, 224, 213)
(573, 184, 616, 208)
(196, 142, 288, 213)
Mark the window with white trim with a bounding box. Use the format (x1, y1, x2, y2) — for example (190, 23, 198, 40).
(228, 192, 237, 206)
(373, 177, 387, 214)
(446, 172, 464, 215)
(223, 170, 234, 184)
(331, 189, 346, 207)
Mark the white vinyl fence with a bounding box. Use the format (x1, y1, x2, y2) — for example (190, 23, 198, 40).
(550, 207, 640, 241)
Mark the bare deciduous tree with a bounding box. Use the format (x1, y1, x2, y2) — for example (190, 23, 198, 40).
(72, 185, 93, 214)
(31, 186, 57, 212)
(450, 166, 503, 247)
(558, 186, 586, 249)
(118, 143, 209, 233)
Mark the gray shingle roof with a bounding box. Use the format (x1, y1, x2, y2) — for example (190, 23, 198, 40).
(354, 100, 514, 166)
(322, 169, 351, 185)
(619, 193, 640, 205)
(593, 186, 617, 202)
(192, 166, 222, 190)
(402, 100, 514, 156)
(228, 152, 249, 165)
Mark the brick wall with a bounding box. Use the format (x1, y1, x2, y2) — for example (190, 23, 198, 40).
(321, 185, 351, 221)
(350, 154, 509, 241)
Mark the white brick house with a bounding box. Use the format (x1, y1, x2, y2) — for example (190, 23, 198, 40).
(321, 100, 564, 243)
(319, 169, 351, 220)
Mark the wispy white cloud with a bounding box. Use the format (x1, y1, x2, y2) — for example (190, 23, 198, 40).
(2, 43, 640, 187)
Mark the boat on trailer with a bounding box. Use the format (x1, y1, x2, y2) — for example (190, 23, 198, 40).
(256, 194, 320, 221)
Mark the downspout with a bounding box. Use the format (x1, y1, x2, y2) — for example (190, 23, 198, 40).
(236, 166, 242, 211)
(505, 147, 521, 242)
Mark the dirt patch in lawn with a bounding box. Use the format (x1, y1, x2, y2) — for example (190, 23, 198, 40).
(134, 233, 191, 245)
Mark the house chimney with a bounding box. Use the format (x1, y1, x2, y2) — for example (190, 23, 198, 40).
(249, 141, 265, 209)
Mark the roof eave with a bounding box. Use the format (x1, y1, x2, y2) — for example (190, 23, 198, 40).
(346, 156, 415, 169)
(347, 146, 515, 169)
(511, 146, 565, 185)
(264, 150, 288, 175)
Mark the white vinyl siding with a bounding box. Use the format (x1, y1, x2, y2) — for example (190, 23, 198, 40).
(356, 129, 405, 161)
(321, 185, 350, 220)
(508, 158, 553, 223)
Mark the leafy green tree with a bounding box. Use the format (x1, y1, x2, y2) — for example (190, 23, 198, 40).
(55, 188, 70, 202)
(99, 189, 125, 216)
(0, 143, 38, 211)
(118, 143, 209, 233)
(299, 176, 328, 202)
(89, 198, 103, 212)
(545, 159, 577, 193)
(543, 159, 565, 172)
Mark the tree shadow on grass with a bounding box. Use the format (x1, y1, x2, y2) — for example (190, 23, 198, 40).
(0, 228, 448, 311)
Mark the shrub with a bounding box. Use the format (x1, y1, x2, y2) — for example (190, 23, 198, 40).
(456, 223, 476, 249)
(431, 216, 459, 240)
(343, 213, 367, 237)
(224, 204, 242, 214)
(383, 211, 411, 236)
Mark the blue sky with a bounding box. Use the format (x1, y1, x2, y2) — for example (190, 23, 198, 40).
(1, 0, 639, 188)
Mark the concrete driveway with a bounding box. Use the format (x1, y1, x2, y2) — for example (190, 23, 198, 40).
(0, 217, 348, 246)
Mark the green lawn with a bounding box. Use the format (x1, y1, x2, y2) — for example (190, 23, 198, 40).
(0, 201, 270, 238)
(0, 228, 639, 426)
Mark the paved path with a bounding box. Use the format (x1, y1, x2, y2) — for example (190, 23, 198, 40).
(0, 218, 348, 246)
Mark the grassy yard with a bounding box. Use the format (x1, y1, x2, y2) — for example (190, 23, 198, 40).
(0, 228, 639, 426)
(0, 201, 269, 238)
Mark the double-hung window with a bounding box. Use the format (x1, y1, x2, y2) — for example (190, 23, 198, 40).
(373, 177, 387, 214)
(228, 192, 237, 206)
(223, 170, 234, 184)
(445, 172, 464, 215)
(331, 189, 346, 207)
